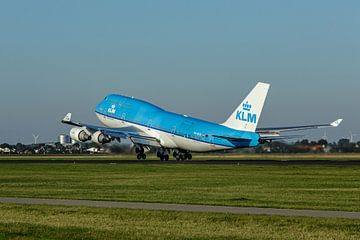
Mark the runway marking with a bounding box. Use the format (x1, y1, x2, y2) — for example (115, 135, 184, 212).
(1, 197, 360, 219)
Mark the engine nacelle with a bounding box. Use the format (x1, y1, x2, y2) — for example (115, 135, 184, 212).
(91, 131, 111, 144)
(70, 127, 91, 142)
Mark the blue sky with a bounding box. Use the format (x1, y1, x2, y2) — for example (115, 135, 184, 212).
(0, 0, 359, 144)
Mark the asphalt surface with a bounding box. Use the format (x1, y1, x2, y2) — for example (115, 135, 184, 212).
(0, 197, 359, 219)
(0, 159, 360, 165)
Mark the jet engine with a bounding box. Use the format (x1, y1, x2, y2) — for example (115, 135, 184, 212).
(91, 131, 111, 144)
(70, 127, 91, 142)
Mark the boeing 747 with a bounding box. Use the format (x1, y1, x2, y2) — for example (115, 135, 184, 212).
(62, 82, 342, 160)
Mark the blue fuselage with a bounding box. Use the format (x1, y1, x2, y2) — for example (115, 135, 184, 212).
(95, 94, 260, 150)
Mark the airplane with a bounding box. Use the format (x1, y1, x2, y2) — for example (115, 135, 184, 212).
(62, 82, 343, 161)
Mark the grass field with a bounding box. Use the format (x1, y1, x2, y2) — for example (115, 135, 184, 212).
(0, 203, 360, 240)
(0, 163, 359, 211)
(1, 153, 360, 161)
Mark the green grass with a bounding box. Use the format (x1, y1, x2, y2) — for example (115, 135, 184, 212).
(0, 164, 360, 211)
(0, 203, 359, 240)
(1, 153, 360, 161)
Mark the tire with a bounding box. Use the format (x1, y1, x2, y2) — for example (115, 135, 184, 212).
(164, 155, 169, 161)
(187, 154, 192, 160)
(142, 154, 146, 160)
(136, 154, 141, 160)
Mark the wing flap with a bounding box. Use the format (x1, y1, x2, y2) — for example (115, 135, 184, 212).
(129, 136, 162, 147)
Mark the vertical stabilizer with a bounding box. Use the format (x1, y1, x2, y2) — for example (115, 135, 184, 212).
(222, 82, 270, 132)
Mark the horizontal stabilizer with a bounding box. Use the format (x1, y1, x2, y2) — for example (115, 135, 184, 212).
(259, 135, 304, 141)
(211, 135, 252, 142)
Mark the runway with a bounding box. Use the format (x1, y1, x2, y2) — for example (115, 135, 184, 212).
(1, 197, 360, 219)
(0, 159, 360, 165)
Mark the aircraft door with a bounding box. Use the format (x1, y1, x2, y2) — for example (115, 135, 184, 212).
(171, 125, 176, 135)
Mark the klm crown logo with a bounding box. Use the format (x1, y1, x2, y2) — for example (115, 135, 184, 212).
(242, 101, 252, 111)
(236, 101, 257, 123)
(107, 104, 116, 114)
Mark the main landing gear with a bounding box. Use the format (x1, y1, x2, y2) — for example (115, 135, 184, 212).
(135, 147, 146, 160)
(157, 149, 169, 161)
(135, 146, 192, 161)
(173, 150, 192, 161)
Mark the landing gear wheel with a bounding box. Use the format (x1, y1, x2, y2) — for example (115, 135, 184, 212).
(135, 147, 144, 154)
(137, 153, 146, 160)
(183, 153, 192, 160)
(164, 155, 169, 161)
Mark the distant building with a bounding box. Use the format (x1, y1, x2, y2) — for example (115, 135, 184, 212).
(59, 134, 71, 146)
(0, 147, 11, 154)
(86, 147, 103, 154)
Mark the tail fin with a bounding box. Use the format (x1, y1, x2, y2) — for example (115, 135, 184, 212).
(222, 82, 270, 132)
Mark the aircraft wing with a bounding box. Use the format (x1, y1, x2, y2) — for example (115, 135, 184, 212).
(256, 119, 342, 142)
(61, 113, 161, 147)
(256, 119, 343, 134)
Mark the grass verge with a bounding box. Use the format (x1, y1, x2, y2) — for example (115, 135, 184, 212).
(0, 164, 359, 211)
(0, 203, 360, 240)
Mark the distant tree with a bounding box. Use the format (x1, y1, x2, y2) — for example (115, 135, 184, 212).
(15, 143, 26, 153)
(0, 143, 12, 149)
(337, 138, 356, 153)
(318, 139, 328, 147)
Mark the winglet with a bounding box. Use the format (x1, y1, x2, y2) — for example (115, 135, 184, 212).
(62, 113, 72, 123)
(330, 119, 343, 127)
